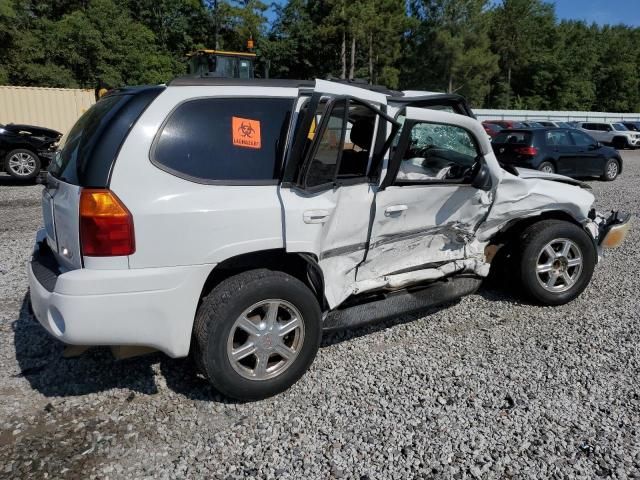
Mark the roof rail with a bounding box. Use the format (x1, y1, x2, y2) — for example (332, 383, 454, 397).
(168, 76, 315, 88)
(325, 77, 403, 96)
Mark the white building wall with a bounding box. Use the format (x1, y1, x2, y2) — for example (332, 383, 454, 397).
(0, 86, 95, 133)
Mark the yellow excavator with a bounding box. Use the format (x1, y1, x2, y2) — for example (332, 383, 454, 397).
(186, 49, 257, 79)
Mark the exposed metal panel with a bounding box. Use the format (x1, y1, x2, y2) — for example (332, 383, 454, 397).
(0, 86, 95, 133)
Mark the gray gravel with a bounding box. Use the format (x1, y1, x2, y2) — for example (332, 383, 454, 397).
(1, 154, 639, 479)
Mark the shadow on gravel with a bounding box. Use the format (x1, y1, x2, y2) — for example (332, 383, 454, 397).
(13, 285, 525, 402)
(320, 299, 460, 348)
(12, 294, 239, 403)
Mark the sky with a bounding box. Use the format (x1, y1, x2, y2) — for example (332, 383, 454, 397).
(552, 0, 640, 26)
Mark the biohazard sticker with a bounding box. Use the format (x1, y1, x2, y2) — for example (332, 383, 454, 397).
(232, 116, 261, 149)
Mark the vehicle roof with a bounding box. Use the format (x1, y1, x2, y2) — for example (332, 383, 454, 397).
(166, 76, 466, 102)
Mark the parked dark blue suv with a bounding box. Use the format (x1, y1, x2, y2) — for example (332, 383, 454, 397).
(492, 128, 623, 181)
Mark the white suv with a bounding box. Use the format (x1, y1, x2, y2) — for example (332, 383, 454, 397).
(29, 78, 630, 400)
(578, 121, 640, 149)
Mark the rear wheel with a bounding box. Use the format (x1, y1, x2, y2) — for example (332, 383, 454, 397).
(517, 220, 596, 305)
(192, 269, 322, 400)
(5, 149, 40, 180)
(601, 158, 619, 181)
(538, 161, 555, 174)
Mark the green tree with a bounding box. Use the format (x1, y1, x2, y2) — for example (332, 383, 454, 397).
(403, 0, 498, 106)
(0, 0, 18, 84)
(489, 0, 555, 108)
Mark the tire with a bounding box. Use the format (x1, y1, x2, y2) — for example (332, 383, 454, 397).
(601, 158, 620, 181)
(5, 149, 41, 180)
(192, 269, 322, 401)
(516, 220, 596, 306)
(538, 161, 555, 174)
(613, 137, 628, 150)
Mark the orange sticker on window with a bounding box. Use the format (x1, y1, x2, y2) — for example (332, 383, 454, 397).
(232, 116, 261, 149)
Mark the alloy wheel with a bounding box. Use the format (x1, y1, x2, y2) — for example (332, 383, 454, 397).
(535, 238, 583, 293)
(8, 152, 37, 177)
(226, 299, 305, 381)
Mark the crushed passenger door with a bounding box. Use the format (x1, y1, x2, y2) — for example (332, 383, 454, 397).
(355, 107, 500, 292)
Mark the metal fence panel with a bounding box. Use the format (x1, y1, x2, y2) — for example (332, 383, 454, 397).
(0, 86, 95, 133)
(474, 108, 640, 123)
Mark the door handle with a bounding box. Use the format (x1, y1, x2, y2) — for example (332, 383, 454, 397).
(384, 204, 408, 216)
(303, 210, 330, 224)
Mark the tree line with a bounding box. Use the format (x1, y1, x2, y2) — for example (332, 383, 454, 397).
(1, 0, 639, 112)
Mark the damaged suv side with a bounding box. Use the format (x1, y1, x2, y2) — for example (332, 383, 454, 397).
(28, 79, 630, 400)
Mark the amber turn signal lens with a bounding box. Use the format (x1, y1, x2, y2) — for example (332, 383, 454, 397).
(601, 221, 631, 249)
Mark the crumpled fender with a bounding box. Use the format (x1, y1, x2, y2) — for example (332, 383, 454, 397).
(477, 169, 595, 241)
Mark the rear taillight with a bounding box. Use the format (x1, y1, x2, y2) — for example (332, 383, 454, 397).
(514, 146, 538, 156)
(79, 189, 135, 256)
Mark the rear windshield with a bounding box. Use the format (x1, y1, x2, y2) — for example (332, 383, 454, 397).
(48, 87, 163, 187)
(493, 131, 532, 145)
(49, 96, 128, 184)
(151, 97, 293, 184)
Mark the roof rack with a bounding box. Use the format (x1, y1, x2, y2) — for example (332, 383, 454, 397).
(324, 78, 403, 97)
(168, 77, 315, 88)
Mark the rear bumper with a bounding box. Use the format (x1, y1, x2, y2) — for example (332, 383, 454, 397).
(28, 233, 213, 358)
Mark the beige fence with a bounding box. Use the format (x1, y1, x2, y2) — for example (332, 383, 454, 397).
(0, 86, 95, 134)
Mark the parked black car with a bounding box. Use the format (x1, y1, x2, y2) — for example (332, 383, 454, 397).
(0, 123, 62, 180)
(492, 128, 622, 181)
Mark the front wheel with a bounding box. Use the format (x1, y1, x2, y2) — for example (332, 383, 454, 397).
(613, 137, 628, 150)
(5, 149, 41, 180)
(601, 158, 620, 181)
(192, 269, 322, 400)
(517, 220, 596, 305)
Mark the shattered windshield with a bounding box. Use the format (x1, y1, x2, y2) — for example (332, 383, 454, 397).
(410, 123, 476, 157)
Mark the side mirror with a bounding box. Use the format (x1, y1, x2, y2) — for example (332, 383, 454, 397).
(472, 161, 492, 191)
(589, 142, 600, 150)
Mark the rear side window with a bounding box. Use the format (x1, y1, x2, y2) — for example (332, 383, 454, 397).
(571, 130, 596, 146)
(152, 97, 293, 184)
(49, 87, 164, 187)
(493, 131, 531, 144)
(546, 130, 573, 146)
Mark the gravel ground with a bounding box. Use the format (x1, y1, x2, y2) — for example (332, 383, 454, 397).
(1, 155, 639, 480)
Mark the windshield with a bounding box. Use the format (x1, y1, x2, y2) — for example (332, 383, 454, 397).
(613, 123, 628, 131)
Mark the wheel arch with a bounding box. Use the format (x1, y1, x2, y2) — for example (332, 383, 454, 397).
(486, 210, 597, 287)
(491, 210, 584, 246)
(198, 249, 328, 313)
